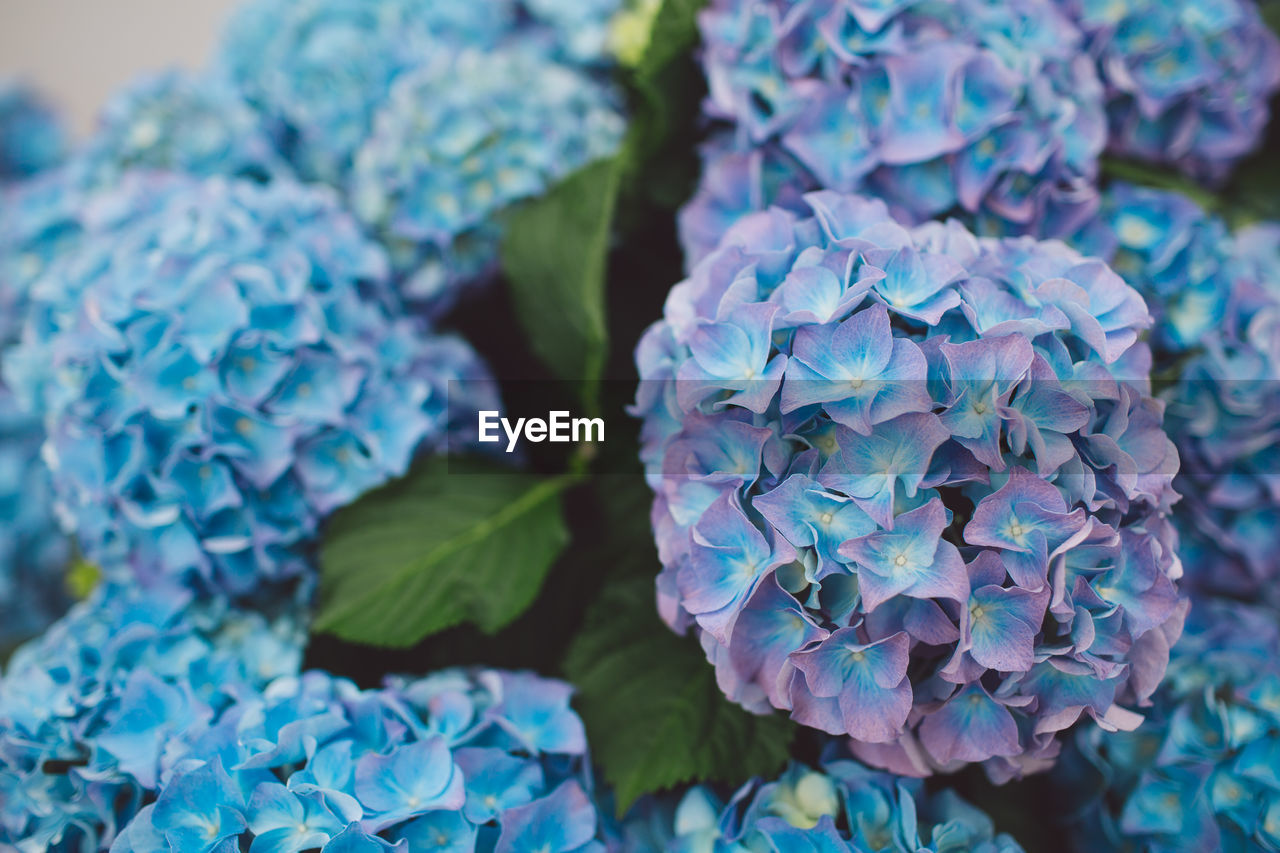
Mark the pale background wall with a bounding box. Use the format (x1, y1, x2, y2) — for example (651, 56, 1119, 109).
(0, 0, 241, 136)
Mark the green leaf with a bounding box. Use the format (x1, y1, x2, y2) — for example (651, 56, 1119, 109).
(620, 0, 708, 208)
(502, 157, 623, 407)
(631, 0, 705, 83)
(565, 573, 796, 813)
(1263, 0, 1280, 39)
(315, 457, 573, 647)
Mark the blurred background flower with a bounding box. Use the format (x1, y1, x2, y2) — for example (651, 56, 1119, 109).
(0, 81, 66, 182)
(1054, 0, 1280, 182)
(678, 0, 1109, 267)
(1055, 599, 1280, 852)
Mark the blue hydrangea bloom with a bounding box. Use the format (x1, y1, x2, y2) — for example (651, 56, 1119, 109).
(0, 578, 304, 852)
(0, 390, 69, 647)
(349, 46, 624, 307)
(219, 0, 623, 186)
(108, 667, 603, 853)
(0, 178, 74, 649)
(0, 81, 66, 182)
(522, 0, 630, 65)
(4, 174, 496, 596)
(678, 0, 1108, 268)
(1071, 184, 1280, 602)
(1059, 600, 1280, 853)
(71, 69, 288, 190)
(1055, 0, 1280, 182)
(635, 191, 1183, 781)
(609, 761, 1025, 852)
(0, 169, 86, 348)
(1, 72, 280, 338)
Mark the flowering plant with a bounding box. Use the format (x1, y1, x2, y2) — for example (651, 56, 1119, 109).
(635, 191, 1182, 780)
(2, 0, 1280, 850)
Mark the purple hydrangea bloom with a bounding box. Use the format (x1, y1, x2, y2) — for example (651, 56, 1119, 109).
(1071, 184, 1280, 602)
(4, 174, 496, 596)
(608, 761, 1025, 852)
(0, 81, 66, 182)
(108, 667, 602, 853)
(71, 69, 288, 190)
(1055, 0, 1280, 182)
(349, 46, 624, 308)
(1058, 600, 1280, 853)
(678, 0, 1108, 268)
(635, 191, 1183, 781)
(0, 578, 304, 852)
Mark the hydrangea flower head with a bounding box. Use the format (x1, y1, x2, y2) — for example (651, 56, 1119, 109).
(1073, 184, 1280, 601)
(679, 0, 1109, 267)
(349, 46, 624, 307)
(0, 391, 70, 645)
(0, 81, 66, 182)
(1056, 0, 1280, 181)
(0, 578, 304, 852)
(107, 667, 602, 853)
(71, 69, 287, 189)
(220, 0, 624, 186)
(218, 0, 493, 183)
(522, 0, 630, 65)
(1061, 600, 1280, 852)
(635, 191, 1183, 781)
(5, 174, 495, 596)
(0, 178, 74, 648)
(609, 761, 1026, 851)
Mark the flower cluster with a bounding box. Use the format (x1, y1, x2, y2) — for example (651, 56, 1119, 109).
(1055, 0, 1280, 182)
(610, 762, 1025, 852)
(219, 0, 624, 186)
(0, 392, 69, 646)
(71, 69, 288, 190)
(0, 81, 66, 182)
(635, 191, 1182, 781)
(1060, 600, 1280, 852)
(0, 173, 74, 649)
(0, 579, 305, 852)
(0, 169, 85, 343)
(5, 174, 495, 596)
(219, 0, 626, 309)
(1072, 184, 1280, 602)
(522, 0, 631, 66)
(678, 0, 1108, 267)
(349, 47, 624, 306)
(110, 667, 603, 853)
